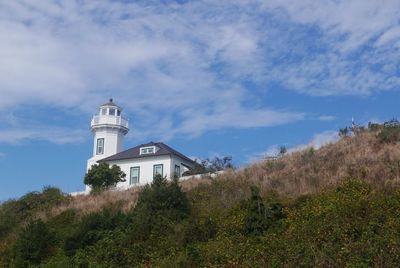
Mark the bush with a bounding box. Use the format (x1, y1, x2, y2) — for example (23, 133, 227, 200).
(378, 119, 400, 143)
(84, 163, 126, 192)
(243, 186, 283, 235)
(258, 180, 400, 267)
(13, 219, 56, 266)
(18, 186, 67, 212)
(134, 175, 190, 222)
(0, 186, 66, 240)
(64, 208, 128, 256)
(339, 127, 350, 137)
(180, 216, 217, 245)
(368, 122, 382, 132)
(128, 175, 190, 242)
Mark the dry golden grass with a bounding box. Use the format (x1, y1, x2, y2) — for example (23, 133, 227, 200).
(180, 175, 213, 191)
(37, 186, 142, 220)
(42, 131, 400, 219)
(39, 176, 212, 219)
(221, 131, 400, 198)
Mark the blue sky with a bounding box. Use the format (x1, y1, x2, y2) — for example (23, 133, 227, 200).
(0, 0, 399, 200)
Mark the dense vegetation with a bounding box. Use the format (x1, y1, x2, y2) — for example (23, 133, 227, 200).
(1, 120, 400, 267)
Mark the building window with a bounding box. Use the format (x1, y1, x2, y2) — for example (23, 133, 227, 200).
(101, 108, 107, 115)
(117, 110, 121, 116)
(140, 146, 155, 155)
(109, 108, 116, 116)
(153, 164, 163, 178)
(96, 138, 104, 155)
(130, 167, 140, 185)
(174, 165, 181, 178)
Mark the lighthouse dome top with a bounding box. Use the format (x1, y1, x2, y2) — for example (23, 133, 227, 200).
(92, 98, 129, 134)
(98, 98, 124, 118)
(100, 98, 121, 109)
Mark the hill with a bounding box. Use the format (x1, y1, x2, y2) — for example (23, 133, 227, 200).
(1, 120, 400, 267)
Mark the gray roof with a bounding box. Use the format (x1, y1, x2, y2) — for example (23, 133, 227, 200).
(98, 142, 196, 164)
(100, 98, 120, 107)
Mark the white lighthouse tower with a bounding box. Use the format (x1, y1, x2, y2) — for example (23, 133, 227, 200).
(86, 99, 129, 171)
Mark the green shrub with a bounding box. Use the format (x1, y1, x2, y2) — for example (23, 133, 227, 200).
(243, 186, 283, 235)
(377, 119, 400, 143)
(47, 209, 78, 243)
(13, 219, 56, 266)
(64, 208, 128, 256)
(19, 186, 67, 212)
(368, 122, 382, 132)
(258, 179, 400, 267)
(84, 163, 126, 192)
(70, 229, 141, 268)
(339, 127, 350, 137)
(133, 174, 190, 223)
(180, 216, 217, 245)
(0, 186, 66, 241)
(38, 254, 72, 268)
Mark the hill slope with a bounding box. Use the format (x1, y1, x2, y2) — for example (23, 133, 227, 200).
(1, 122, 400, 267)
(237, 128, 400, 196)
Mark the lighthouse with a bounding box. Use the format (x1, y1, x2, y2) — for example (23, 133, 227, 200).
(72, 99, 196, 195)
(86, 99, 129, 171)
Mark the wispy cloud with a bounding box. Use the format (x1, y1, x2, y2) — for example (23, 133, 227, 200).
(260, 0, 400, 96)
(247, 130, 339, 163)
(0, 127, 86, 145)
(262, 0, 400, 51)
(246, 144, 281, 164)
(0, 1, 398, 143)
(317, 115, 336, 122)
(290, 131, 339, 152)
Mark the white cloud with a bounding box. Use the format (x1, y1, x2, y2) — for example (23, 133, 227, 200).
(246, 144, 281, 163)
(376, 27, 400, 46)
(318, 115, 336, 122)
(290, 130, 339, 152)
(0, 127, 86, 145)
(175, 106, 305, 138)
(259, 0, 400, 96)
(0, 0, 307, 142)
(0, 1, 398, 143)
(262, 0, 400, 51)
(247, 130, 339, 163)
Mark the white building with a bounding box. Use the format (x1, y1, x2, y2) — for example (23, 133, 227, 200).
(86, 99, 196, 191)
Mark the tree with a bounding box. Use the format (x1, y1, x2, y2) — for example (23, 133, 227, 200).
(183, 156, 234, 176)
(209, 156, 234, 172)
(243, 186, 283, 235)
(339, 127, 350, 138)
(84, 163, 126, 192)
(279, 146, 287, 156)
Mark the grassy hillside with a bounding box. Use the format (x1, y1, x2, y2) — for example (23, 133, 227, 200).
(1, 121, 400, 267)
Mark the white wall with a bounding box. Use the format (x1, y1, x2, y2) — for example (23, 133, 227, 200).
(107, 155, 172, 189)
(106, 155, 195, 190)
(170, 155, 194, 177)
(92, 129, 124, 158)
(87, 128, 125, 171)
(82, 155, 196, 194)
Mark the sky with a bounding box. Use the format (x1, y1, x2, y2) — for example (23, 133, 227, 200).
(0, 0, 399, 200)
